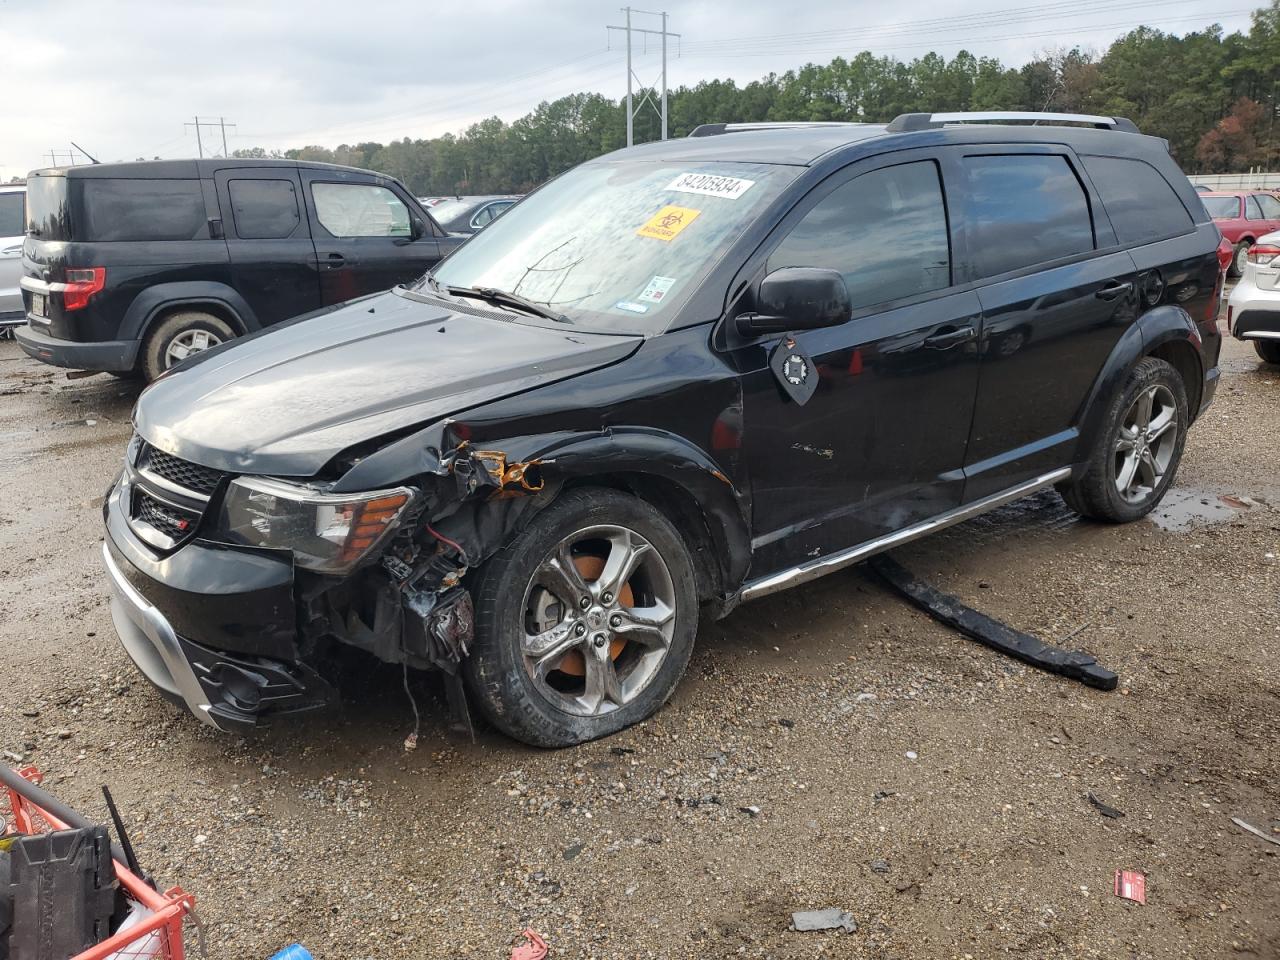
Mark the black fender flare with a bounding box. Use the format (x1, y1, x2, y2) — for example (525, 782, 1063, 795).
(334, 423, 752, 601)
(1074, 305, 1203, 461)
(120, 281, 260, 343)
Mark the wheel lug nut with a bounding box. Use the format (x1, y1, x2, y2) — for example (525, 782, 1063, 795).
(593, 634, 608, 648)
(609, 614, 622, 627)
(579, 596, 591, 610)
(601, 592, 614, 604)
(575, 623, 586, 636)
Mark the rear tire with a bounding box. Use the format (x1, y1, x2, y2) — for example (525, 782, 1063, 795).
(1229, 241, 1251, 278)
(464, 487, 698, 747)
(141, 311, 234, 381)
(1058, 356, 1188, 523)
(1254, 340, 1280, 365)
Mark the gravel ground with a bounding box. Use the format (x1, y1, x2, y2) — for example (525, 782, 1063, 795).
(1, 323, 1277, 959)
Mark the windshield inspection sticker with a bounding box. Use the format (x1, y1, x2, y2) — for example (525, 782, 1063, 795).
(667, 172, 756, 200)
(637, 205, 701, 242)
(638, 275, 677, 304)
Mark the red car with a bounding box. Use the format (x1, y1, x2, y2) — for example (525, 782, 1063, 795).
(1201, 191, 1280, 277)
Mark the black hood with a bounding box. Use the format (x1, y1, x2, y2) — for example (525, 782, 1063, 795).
(133, 291, 640, 476)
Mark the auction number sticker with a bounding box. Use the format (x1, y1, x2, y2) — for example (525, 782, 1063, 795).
(637, 205, 701, 242)
(638, 275, 677, 303)
(666, 172, 756, 200)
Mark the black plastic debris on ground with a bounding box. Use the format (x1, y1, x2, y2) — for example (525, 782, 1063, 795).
(867, 554, 1118, 691)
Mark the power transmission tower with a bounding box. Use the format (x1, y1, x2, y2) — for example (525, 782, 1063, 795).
(607, 8, 679, 147)
(44, 149, 76, 167)
(184, 116, 237, 158)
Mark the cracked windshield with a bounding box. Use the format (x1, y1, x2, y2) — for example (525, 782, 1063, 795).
(426, 161, 795, 333)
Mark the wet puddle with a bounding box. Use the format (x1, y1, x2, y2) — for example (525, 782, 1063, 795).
(1146, 486, 1265, 532)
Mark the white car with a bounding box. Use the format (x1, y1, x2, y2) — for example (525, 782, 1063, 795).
(0, 184, 25, 333)
(1228, 228, 1280, 364)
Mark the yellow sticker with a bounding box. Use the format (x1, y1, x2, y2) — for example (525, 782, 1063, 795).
(637, 205, 701, 242)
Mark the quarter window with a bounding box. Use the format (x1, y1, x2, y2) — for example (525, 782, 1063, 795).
(1080, 155, 1193, 245)
(1258, 194, 1280, 218)
(311, 182, 411, 238)
(79, 178, 207, 242)
(768, 160, 951, 313)
(962, 155, 1094, 278)
(229, 179, 301, 240)
(0, 193, 23, 236)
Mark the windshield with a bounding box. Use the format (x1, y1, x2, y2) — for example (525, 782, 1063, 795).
(424, 160, 796, 334)
(1202, 196, 1240, 219)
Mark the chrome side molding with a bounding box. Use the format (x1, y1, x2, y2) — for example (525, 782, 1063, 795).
(740, 467, 1073, 602)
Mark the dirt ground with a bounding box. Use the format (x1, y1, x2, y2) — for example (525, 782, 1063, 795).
(1, 320, 1277, 960)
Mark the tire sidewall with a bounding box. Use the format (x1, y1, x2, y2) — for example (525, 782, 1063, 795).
(465, 487, 699, 747)
(1097, 357, 1189, 521)
(1255, 340, 1280, 365)
(1230, 242, 1249, 278)
(143, 312, 234, 380)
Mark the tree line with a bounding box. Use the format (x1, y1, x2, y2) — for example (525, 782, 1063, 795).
(232, 1, 1280, 195)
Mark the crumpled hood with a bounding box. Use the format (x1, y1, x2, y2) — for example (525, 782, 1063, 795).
(134, 291, 639, 476)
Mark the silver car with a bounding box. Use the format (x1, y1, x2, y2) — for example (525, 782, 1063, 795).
(0, 184, 25, 331)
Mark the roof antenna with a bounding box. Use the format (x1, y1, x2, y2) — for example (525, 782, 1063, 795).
(71, 141, 100, 164)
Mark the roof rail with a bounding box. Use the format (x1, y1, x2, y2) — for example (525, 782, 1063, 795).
(688, 121, 866, 138)
(886, 111, 1140, 134)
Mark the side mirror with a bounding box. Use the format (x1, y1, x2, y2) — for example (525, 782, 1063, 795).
(735, 267, 851, 337)
(409, 216, 427, 241)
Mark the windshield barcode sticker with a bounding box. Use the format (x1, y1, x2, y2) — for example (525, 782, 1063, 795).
(666, 173, 756, 200)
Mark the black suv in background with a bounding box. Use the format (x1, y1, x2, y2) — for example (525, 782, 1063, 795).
(17, 159, 461, 379)
(102, 113, 1222, 747)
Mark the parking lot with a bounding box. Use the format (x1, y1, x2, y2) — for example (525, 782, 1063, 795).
(0, 324, 1277, 958)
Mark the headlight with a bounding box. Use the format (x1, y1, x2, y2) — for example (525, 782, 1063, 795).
(220, 477, 415, 574)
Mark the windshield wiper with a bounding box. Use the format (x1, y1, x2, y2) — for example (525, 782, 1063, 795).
(446, 285, 573, 324)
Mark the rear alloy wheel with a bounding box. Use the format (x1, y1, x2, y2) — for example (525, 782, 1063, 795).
(465, 487, 697, 747)
(1058, 356, 1188, 522)
(142, 311, 235, 380)
(1255, 340, 1280, 365)
(1230, 241, 1250, 278)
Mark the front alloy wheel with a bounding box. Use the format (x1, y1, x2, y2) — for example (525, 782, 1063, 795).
(465, 487, 698, 747)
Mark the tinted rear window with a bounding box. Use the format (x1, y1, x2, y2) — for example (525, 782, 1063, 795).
(79, 179, 207, 241)
(0, 192, 23, 237)
(229, 178, 301, 239)
(26, 176, 72, 240)
(963, 155, 1094, 278)
(1081, 155, 1193, 244)
(1202, 196, 1240, 219)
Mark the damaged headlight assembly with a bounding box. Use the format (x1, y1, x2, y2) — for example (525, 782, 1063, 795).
(219, 477, 416, 574)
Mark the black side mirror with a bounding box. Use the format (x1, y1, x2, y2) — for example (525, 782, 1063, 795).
(735, 267, 851, 337)
(409, 216, 427, 241)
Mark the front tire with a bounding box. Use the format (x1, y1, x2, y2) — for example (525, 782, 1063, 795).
(141, 311, 234, 381)
(1059, 356, 1188, 523)
(1229, 241, 1251, 278)
(1255, 340, 1280, 365)
(464, 487, 698, 747)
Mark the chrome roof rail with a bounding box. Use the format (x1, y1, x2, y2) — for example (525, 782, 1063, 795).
(688, 121, 869, 138)
(886, 111, 1140, 134)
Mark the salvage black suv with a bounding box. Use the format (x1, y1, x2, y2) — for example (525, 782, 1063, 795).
(103, 113, 1222, 746)
(18, 159, 458, 380)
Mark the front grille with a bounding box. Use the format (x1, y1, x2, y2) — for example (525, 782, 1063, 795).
(142, 444, 224, 495)
(135, 490, 201, 540)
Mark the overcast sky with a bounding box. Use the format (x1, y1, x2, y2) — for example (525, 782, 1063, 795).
(0, 0, 1255, 180)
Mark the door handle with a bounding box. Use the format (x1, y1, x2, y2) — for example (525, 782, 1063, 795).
(2, 244, 21, 256)
(923, 325, 976, 349)
(319, 253, 346, 270)
(1095, 280, 1134, 301)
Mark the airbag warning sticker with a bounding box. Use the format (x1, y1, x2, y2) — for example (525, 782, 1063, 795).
(667, 172, 756, 199)
(637, 205, 701, 242)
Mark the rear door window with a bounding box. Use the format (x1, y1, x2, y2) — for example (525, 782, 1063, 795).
(1081, 155, 1194, 244)
(962, 154, 1094, 278)
(1245, 195, 1265, 220)
(0, 193, 23, 236)
(1258, 194, 1280, 219)
(79, 179, 207, 241)
(1202, 196, 1241, 219)
(229, 179, 302, 239)
(768, 160, 951, 312)
(311, 182, 411, 238)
